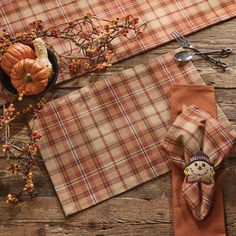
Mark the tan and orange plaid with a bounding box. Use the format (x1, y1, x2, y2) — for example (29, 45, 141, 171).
(2, 0, 236, 217)
(33, 51, 235, 216)
(161, 106, 235, 220)
(1, 0, 236, 84)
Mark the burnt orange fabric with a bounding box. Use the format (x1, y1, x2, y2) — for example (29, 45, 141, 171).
(170, 84, 217, 123)
(170, 84, 226, 236)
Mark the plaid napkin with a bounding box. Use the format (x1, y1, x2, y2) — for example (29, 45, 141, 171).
(33, 50, 235, 216)
(161, 106, 235, 220)
(1, 0, 236, 84)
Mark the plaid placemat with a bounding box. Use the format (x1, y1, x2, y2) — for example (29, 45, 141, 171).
(1, 0, 236, 84)
(33, 50, 234, 216)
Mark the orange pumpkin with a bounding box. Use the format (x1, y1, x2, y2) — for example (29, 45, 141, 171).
(1, 43, 35, 76)
(11, 59, 49, 95)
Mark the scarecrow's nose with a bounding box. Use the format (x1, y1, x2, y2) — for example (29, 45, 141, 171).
(198, 166, 202, 171)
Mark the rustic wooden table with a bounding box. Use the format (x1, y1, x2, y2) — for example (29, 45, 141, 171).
(0, 17, 236, 236)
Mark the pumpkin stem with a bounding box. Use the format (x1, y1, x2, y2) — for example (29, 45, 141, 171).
(24, 73, 33, 83)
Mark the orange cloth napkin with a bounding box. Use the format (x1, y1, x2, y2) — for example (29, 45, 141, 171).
(170, 84, 217, 123)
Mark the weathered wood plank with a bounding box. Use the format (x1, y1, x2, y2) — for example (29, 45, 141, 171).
(1, 157, 236, 197)
(0, 196, 236, 235)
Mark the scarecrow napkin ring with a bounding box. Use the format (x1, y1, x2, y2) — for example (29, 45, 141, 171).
(162, 106, 234, 220)
(184, 151, 215, 184)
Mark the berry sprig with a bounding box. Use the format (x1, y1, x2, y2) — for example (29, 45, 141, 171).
(0, 14, 145, 76)
(0, 97, 46, 204)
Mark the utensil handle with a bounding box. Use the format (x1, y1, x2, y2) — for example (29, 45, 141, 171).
(188, 47, 229, 70)
(195, 48, 232, 57)
(205, 55, 228, 68)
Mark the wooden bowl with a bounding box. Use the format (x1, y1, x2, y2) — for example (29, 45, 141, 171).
(0, 48, 59, 96)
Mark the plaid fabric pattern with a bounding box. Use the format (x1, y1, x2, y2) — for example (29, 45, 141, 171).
(161, 106, 235, 220)
(33, 50, 235, 216)
(1, 0, 236, 84)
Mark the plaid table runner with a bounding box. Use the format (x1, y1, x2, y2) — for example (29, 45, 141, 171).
(1, 0, 236, 84)
(33, 50, 234, 216)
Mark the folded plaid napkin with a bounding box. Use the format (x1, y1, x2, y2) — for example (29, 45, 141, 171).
(162, 106, 234, 220)
(33, 50, 235, 216)
(1, 0, 236, 84)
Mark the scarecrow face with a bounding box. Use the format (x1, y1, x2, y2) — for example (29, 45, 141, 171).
(184, 160, 215, 183)
(188, 161, 212, 176)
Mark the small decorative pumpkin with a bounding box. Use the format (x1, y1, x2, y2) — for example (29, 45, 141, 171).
(1, 43, 35, 76)
(11, 59, 49, 95)
(33, 38, 53, 80)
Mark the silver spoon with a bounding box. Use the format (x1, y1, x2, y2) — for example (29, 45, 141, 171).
(174, 49, 232, 63)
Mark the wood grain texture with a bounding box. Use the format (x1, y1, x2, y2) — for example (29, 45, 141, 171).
(0, 17, 236, 236)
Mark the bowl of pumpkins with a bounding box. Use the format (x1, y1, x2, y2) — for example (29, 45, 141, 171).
(0, 38, 59, 97)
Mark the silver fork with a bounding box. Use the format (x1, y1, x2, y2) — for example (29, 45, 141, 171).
(171, 31, 229, 70)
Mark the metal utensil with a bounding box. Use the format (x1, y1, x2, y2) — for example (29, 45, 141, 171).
(171, 31, 230, 70)
(174, 49, 231, 63)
